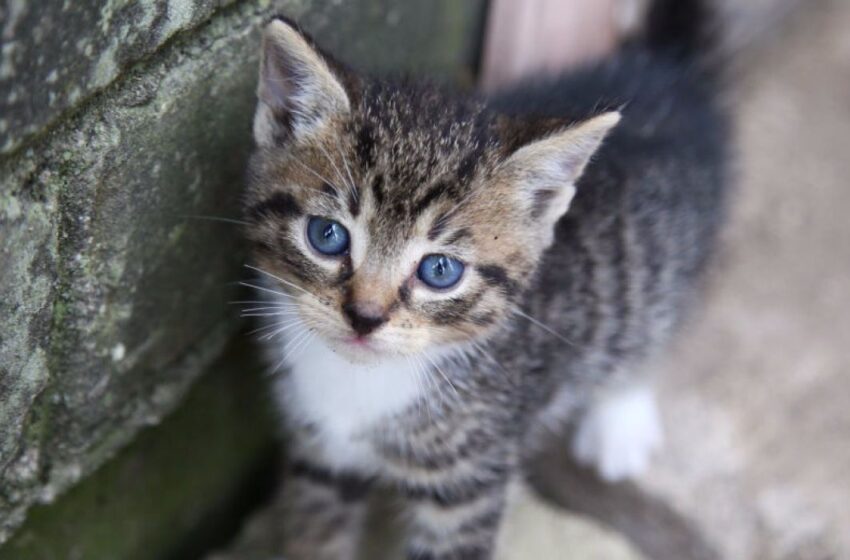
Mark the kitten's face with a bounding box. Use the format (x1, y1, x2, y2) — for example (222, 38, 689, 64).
(245, 132, 533, 362)
(244, 19, 618, 363)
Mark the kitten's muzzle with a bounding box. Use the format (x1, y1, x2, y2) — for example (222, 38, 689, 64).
(342, 301, 387, 336)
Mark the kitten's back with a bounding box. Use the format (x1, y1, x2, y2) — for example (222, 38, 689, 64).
(490, 0, 730, 400)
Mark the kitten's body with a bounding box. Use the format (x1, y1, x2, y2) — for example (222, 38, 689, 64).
(243, 1, 729, 558)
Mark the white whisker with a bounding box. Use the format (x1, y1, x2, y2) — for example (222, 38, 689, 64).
(286, 331, 316, 365)
(290, 157, 340, 197)
(423, 352, 460, 403)
(247, 317, 302, 337)
(411, 354, 436, 424)
(270, 327, 311, 375)
(240, 305, 299, 313)
(230, 299, 291, 306)
(283, 328, 315, 362)
(179, 214, 251, 227)
(335, 137, 358, 203)
(260, 322, 306, 341)
(241, 312, 298, 319)
(440, 188, 477, 223)
(405, 356, 422, 418)
(316, 143, 352, 199)
(244, 264, 315, 298)
(469, 340, 513, 381)
(512, 307, 577, 347)
(238, 281, 293, 299)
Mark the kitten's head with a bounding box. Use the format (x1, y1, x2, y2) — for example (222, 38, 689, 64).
(244, 18, 618, 363)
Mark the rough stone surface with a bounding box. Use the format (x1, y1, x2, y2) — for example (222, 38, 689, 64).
(0, 3, 256, 540)
(0, 340, 279, 560)
(0, 0, 483, 544)
(0, 0, 482, 155)
(0, 0, 237, 154)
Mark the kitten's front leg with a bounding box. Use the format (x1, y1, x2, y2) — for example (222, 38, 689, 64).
(402, 469, 511, 560)
(571, 382, 663, 482)
(280, 458, 372, 560)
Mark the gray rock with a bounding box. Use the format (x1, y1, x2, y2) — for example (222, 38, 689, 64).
(0, 340, 279, 560)
(0, 0, 238, 155)
(0, 0, 483, 155)
(0, 2, 257, 535)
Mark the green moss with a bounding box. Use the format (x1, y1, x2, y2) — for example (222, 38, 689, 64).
(50, 300, 67, 326)
(0, 194, 22, 220)
(0, 340, 279, 560)
(17, 377, 54, 462)
(166, 223, 186, 247)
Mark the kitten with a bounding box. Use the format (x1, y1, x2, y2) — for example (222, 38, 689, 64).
(241, 0, 729, 558)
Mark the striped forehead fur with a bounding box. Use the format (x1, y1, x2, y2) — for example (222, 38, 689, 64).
(243, 19, 619, 356)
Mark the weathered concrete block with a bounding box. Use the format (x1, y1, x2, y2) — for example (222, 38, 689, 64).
(0, 0, 483, 155)
(0, 0, 484, 546)
(1, 1, 259, 539)
(0, 340, 279, 560)
(0, 0, 239, 154)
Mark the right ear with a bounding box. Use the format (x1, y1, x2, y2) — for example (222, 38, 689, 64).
(254, 18, 351, 147)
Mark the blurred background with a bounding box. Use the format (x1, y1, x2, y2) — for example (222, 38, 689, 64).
(0, 1, 847, 559)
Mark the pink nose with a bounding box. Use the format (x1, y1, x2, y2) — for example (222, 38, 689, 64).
(342, 301, 387, 336)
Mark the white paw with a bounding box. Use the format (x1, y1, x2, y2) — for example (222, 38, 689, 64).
(571, 385, 663, 482)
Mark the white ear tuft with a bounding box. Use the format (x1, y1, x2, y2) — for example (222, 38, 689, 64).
(502, 111, 621, 241)
(254, 19, 351, 147)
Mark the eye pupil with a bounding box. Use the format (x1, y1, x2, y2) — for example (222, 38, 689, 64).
(418, 254, 464, 290)
(307, 216, 350, 256)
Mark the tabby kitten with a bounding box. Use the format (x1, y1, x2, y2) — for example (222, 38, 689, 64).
(242, 0, 729, 558)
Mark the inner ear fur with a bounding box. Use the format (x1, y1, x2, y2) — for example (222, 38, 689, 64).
(498, 111, 621, 230)
(254, 17, 355, 147)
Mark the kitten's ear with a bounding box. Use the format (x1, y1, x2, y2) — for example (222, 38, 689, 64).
(501, 111, 620, 238)
(254, 18, 351, 147)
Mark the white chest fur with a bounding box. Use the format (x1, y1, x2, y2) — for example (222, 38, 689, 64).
(270, 322, 424, 472)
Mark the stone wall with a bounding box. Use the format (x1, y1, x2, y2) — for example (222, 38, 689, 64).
(0, 0, 484, 553)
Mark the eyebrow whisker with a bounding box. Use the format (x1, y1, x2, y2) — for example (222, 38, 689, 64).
(244, 264, 316, 298)
(290, 157, 342, 200)
(316, 142, 355, 201)
(335, 136, 359, 205)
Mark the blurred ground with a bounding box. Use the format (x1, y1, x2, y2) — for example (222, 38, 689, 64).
(647, 0, 850, 556)
(533, 1, 850, 558)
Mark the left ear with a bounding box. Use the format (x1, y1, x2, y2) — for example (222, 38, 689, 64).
(500, 111, 620, 237)
(254, 18, 352, 147)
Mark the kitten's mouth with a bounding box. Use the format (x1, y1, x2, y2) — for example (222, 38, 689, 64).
(327, 333, 385, 363)
(345, 335, 374, 348)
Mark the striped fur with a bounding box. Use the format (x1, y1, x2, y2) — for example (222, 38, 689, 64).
(243, 4, 729, 558)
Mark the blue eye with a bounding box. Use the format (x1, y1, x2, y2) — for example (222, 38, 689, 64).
(307, 216, 350, 256)
(417, 254, 465, 290)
